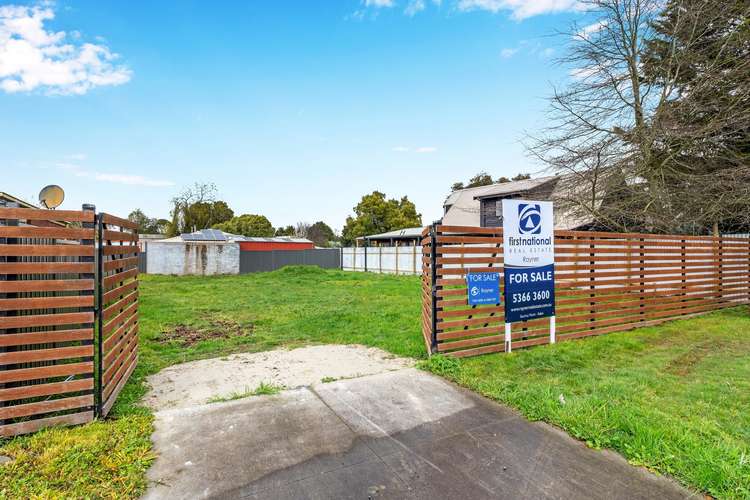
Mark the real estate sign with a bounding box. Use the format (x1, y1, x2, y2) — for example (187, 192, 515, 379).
(465, 271, 501, 306)
(502, 200, 555, 323)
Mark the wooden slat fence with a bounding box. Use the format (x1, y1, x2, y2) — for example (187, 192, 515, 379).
(422, 225, 750, 358)
(97, 213, 139, 416)
(0, 206, 139, 436)
(0, 207, 97, 437)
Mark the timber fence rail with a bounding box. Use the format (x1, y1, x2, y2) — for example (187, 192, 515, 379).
(0, 206, 139, 437)
(97, 213, 139, 416)
(422, 225, 750, 358)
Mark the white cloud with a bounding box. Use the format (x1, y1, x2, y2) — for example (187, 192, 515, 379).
(392, 145, 437, 153)
(93, 173, 174, 187)
(578, 20, 606, 39)
(67, 153, 87, 161)
(0, 4, 131, 95)
(405, 0, 426, 16)
(365, 0, 395, 7)
(570, 66, 597, 80)
(54, 162, 173, 187)
(500, 47, 518, 58)
(457, 0, 584, 20)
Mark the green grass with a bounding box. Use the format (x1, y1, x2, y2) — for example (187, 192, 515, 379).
(0, 267, 422, 498)
(421, 308, 750, 499)
(207, 382, 284, 403)
(1, 267, 748, 498)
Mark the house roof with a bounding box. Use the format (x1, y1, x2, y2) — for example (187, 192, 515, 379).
(472, 176, 558, 200)
(242, 236, 313, 244)
(0, 192, 67, 227)
(441, 174, 597, 230)
(357, 227, 425, 241)
(0, 191, 39, 209)
(159, 229, 313, 244)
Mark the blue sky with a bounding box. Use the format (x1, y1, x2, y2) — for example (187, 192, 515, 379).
(1, 0, 589, 231)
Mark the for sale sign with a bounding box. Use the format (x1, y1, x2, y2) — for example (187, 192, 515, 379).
(466, 271, 501, 306)
(502, 200, 555, 323)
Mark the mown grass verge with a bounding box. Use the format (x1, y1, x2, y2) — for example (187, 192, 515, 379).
(420, 308, 750, 499)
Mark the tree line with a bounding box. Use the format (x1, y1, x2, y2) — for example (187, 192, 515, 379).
(528, 0, 749, 235)
(127, 183, 340, 247)
(129, 170, 544, 247)
(127, 183, 425, 247)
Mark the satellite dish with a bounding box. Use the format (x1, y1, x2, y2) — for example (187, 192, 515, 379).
(39, 185, 65, 209)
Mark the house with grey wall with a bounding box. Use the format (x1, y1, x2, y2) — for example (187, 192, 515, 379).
(441, 175, 595, 230)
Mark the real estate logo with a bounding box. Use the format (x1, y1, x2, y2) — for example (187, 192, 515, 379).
(518, 203, 542, 234)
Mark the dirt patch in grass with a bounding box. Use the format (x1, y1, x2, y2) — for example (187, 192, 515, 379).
(144, 344, 414, 411)
(665, 340, 728, 376)
(158, 319, 253, 346)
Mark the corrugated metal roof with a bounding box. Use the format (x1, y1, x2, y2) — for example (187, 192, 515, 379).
(242, 236, 312, 243)
(172, 229, 313, 244)
(181, 229, 228, 241)
(357, 227, 425, 240)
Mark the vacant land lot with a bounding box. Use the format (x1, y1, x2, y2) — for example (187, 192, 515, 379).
(1, 268, 748, 498)
(0, 268, 422, 498)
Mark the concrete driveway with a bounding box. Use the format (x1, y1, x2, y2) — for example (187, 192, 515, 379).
(144, 368, 692, 499)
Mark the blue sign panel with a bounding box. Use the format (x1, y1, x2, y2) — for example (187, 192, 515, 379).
(466, 272, 501, 306)
(504, 264, 555, 322)
(502, 199, 555, 324)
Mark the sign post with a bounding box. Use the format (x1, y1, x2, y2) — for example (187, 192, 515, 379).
(502, 200, 555, 352)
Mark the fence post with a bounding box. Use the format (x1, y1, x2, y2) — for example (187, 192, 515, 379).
(639, 237, 646, 322)
(364, 242, 368, 272)
(395, 244, 399, 275)
(93, 208, 103, 417)
(589, 238, 595, 330)
(680, 238, 687, 310)
(412, 240, 417, 275)
(718, 236, 724, 304)
(80, 204, 98, 417)
(430, 223, 439, 353)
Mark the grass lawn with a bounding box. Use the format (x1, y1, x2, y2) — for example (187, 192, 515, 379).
(423, 307, 750, 499)
(1, 267, 748, 498)
(0, 268, 423, 498)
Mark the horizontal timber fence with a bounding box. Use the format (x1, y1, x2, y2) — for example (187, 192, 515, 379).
(0, 206, 139, 437)
(422, 225, 750, 358)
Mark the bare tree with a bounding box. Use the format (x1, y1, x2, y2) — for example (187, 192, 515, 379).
(167, 182, 221, 236)
(294, 221, 311, 239)
(527, 0, 750, 234)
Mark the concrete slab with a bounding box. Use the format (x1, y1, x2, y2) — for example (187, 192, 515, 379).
(144, 345, 413, 411)
(144, 368, 695, 500)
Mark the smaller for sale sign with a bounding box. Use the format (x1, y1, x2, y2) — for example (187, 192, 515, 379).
(465, 271, 501, 306)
